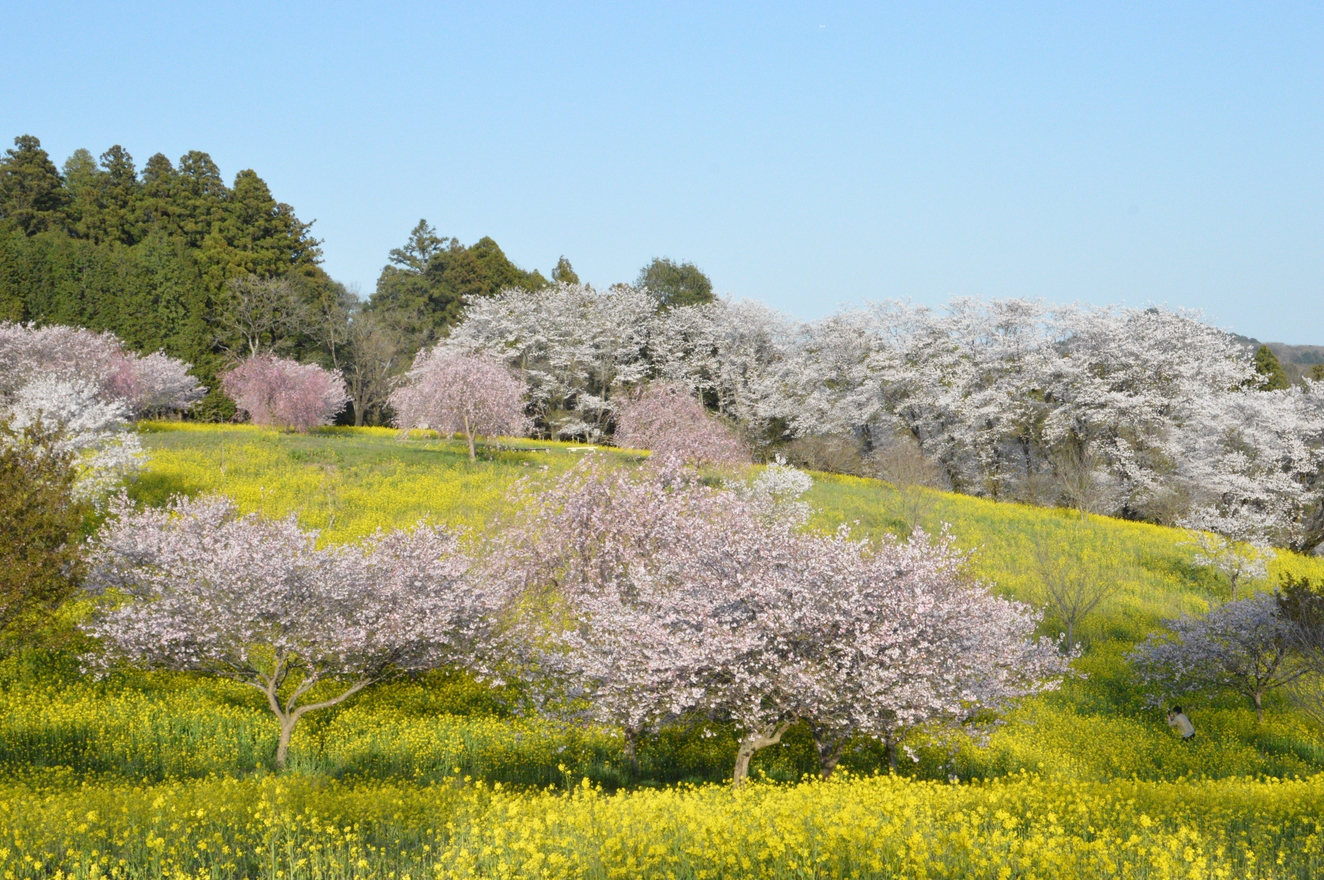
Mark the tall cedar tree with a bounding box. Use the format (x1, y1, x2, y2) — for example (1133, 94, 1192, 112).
(367, 220, 547, 360)
(1254, 344, 1290, 391)
(0, 422, 89, 640)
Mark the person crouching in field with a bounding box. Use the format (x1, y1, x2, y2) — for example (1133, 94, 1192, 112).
(1167, 706, 1195, 741)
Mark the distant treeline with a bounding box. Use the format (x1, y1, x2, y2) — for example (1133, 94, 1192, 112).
(0, 134, 714, 423)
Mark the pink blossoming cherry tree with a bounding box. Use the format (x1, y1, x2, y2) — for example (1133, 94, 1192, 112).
(83, 495, 499, 768)
(220, 354, 349, 432)
(489, 455, 1067, 785)
(613, 381, 748, 467)
(390, 348, 530, 461)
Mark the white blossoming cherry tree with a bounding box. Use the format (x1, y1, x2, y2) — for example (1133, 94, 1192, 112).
(84, 495, 500, 768)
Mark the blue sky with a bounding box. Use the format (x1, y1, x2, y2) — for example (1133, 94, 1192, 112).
(3, 2, 1321, 342)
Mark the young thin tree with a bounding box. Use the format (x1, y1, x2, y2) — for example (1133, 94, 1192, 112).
(613, 381, 748, 467)
(1182, 508, 1275, 602)
(868, 437, 944, 535)
(84, 495, 496, 768)
(1031, 529, 1126, 653)
(1128, 593, 1305, 722)
(1277, 575, 1324, 727)
(342, 311, 399, 427)
(390, 348, 529, 461)
(220, 354, 348, 432)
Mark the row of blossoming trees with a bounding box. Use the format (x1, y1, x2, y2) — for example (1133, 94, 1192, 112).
(84, 451, 1069, 781)
(12, 276, 1324, 555)
(429, 285, 1324, 553)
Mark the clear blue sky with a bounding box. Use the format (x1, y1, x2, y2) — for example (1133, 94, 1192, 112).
(3, 2, 1321, 342)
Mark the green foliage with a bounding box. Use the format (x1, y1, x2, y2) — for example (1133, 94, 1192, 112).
(0, 423, 89, 644)
(367, 220, 548, 360)
(551, 255, 579, 285)
(0, 135, 334, 419)
(636, 256, 714, 308)
(1254, 344, 1290, 390)
(0, 135, 69, 235)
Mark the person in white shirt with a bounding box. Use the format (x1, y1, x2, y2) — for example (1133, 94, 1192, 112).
(1167, 705, 1195, 741)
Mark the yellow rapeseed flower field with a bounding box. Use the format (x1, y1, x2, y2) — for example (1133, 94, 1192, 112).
(2, 771, 1324, 879)
(1, 423, 1321, 878)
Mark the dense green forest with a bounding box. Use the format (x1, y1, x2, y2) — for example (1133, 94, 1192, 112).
(0, 135, 698, 425)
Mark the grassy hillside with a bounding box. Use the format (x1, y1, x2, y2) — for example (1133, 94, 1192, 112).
(120, 423, 1324, 783)
(4, 422, 1324, 878)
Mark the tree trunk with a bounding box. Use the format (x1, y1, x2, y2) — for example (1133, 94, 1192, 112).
(810, 725, 846, 780)
(623, 728, 639, 773)
(1254, 690, 1264, 723)
(884, 733, 898, 773)
(275, 715, 297, 769)
(733, 722, 792, 788)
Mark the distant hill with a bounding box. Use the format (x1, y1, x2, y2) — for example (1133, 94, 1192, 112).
(1230, 333, 1324, 383)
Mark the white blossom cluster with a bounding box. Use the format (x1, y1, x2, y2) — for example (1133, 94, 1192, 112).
(444, 289, 1324, 549)
(0, 322, 205, 501)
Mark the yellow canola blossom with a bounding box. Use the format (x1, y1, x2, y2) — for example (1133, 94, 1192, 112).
(2, 772, 1324, 879)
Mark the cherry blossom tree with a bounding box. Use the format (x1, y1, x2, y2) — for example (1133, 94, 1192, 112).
(83, 495, 496, 767)
(725, 456, 814, 527)
(1181, 509, 1274, 602)
(442, 283, 657, 440)
(802, 529, 1068, 777)
(480, 457, 730, 766)
(489, 455, 1064, 785)
(5, 377, 143, 501)
(443, 289, 1324, 546)
(220, 354, 348, 432)
(110, 350, 208, 418)
(0, 321, 204, 416)
(613, 381, 747, 466)
(389, 348, 529, 461)
(1128, 593, 1306, 722)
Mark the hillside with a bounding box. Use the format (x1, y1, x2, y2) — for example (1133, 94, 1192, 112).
(5, 423, 1324, 878)
(116, 423, 1324, 782)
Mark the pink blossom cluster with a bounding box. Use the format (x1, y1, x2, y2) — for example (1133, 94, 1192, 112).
(0, 321, 204, 417)
(613, 381, 748, 467)
(83, 456, 1066, 780)
(389, 348, 529, 459)
(220, 354, 348, 432)
(84, 494, 498, 766)
(485, 457, 1068, 783)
